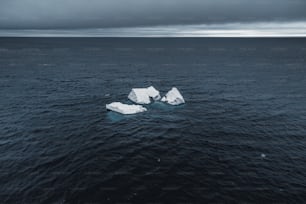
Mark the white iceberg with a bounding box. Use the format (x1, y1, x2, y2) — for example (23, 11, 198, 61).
(106, 102, 147, 114)
(161, 87, 185, 105)
(128, 86, 161, 104)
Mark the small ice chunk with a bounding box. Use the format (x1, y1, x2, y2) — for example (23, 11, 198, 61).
(128, 86, 161, 104)
(128, 88, 150, 104)
(106, 102, 147, 114)
(147, 86, 161, 100)
(161, 87, 185, 105)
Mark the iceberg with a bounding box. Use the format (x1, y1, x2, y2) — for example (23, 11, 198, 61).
(161, 87, 185, 105)
(128, 86, 161, 104)
(106, 102, 147, 114)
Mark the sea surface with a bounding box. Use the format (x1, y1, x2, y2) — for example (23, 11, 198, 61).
(0, 38, 306, 203)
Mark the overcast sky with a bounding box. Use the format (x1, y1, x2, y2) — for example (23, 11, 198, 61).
(1, 0, 306, 29)
(0, 0, 306, 36)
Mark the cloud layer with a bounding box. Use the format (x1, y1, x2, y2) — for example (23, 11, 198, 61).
(1, 21, 306, 37)
(0, 0, 306, 29)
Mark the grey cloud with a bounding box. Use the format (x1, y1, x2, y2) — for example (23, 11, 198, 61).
(1, 21, 306, 37)
(0, 0, 306, 29)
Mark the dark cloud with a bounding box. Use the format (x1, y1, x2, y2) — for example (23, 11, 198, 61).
(0, 0, 306, 29)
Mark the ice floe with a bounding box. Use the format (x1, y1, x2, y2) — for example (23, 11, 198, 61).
(106, 102, 147, 114)
(161, 87, 185, 105)
(106, 86, 185, 115)
(128, 86, 161, 104)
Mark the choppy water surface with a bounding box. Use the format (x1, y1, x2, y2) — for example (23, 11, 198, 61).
(0, 38, 306, 203)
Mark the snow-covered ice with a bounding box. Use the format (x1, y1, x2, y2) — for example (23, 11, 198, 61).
(106, 102, 147, 114)
(147, 86, 161, 100)
(128, 88, 150, 104)
(128, 86, 161, 104)
(106, 86, 184, 115)
(161, 87, 185, 105)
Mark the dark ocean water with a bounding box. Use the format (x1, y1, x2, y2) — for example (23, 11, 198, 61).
(0, 38, 306, 203)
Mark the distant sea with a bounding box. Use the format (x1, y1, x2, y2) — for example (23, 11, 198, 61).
(1, 38, 306, 203)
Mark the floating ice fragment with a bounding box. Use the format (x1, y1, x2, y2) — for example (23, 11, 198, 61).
(147, 86, 161, 101)
(128, 86, 161, 104)
(128, 89, 150, 104)
(161, 87, 185, 105)
(106, 102, 147, 114)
